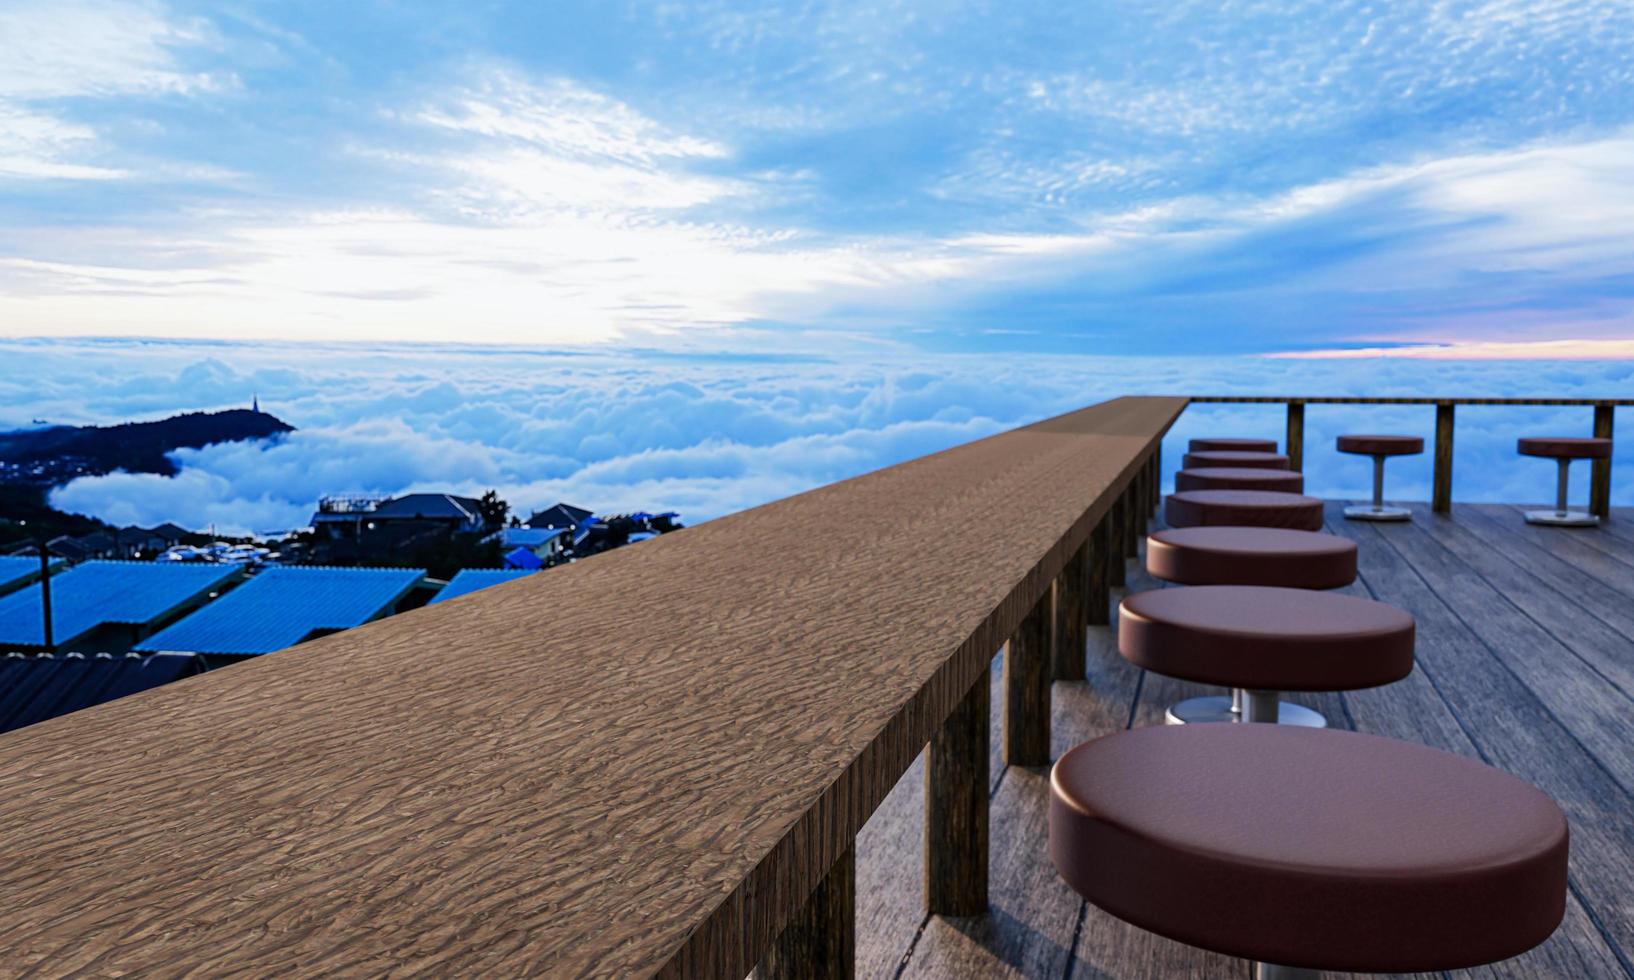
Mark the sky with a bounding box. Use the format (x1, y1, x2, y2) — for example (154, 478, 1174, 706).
(2, 0, 1633, 355)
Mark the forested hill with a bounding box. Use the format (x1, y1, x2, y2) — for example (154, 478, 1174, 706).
(0, 409, 295, 483)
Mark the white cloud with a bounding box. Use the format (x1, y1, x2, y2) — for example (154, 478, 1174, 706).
(0, 0, 221, 181)
(20, 339, 1634, 538)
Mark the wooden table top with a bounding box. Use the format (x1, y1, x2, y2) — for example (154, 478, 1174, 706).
(0, 395, 1184, 978)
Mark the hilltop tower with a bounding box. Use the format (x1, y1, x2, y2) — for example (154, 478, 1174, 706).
(252, 393, 260, 413)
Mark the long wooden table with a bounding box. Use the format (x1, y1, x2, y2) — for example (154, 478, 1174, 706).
(0, 396, 1183, 977)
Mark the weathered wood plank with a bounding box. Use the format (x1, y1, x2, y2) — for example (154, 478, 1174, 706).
(1433, 402, 1454, 512)
(1053, 544, 1088, 682)
(1286, 400, 1305, 472)
(1325, 504, 1634, 972)
(926, 670, 989, 916)
(1591, 404, 1614, 520)
(1004, 595, 1052, 767)
(0, 398, 1185, 978)
(760, 846, 855, 980)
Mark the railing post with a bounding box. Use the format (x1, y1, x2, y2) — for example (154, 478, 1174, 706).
(1123, 480, 1139, 560)
(1053, 540, 1088, 681)
(1084, 516, 1111, 623)
(1286, 401, 1305, 472)
(1433, 402, 1455, 513)
(759, 845, 854, 979)
(1003, 592, 1051, 767)
(925, 670, 989, 916)
(1150, 450, 1160, 515)
(1106, 494, 1126, 588)
(1592, 404, 1614, 520)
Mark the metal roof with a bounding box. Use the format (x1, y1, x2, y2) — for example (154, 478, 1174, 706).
(371, 493, 482, 522)
(136, 565, 424, 655)
(0, 652, 203, 735)
(0, 556, 59, 596)
(428, 568, 538, 605)
(0, 560, 239, 648)
(484, 527, 568, 548)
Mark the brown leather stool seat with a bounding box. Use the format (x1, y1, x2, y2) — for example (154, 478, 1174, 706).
(1174, 467, 1304, 493)
(1120, 585, 1413, 727)
(1517, 437, 1613, 526)
(1189, 437, 1278, 453)
(1147, 527, 1356, 589)
(1181, 450, 1289, 470)
(1165, 490, 1324, 532)
(1336, 434, 1423, 522)
(1050, 725, 1569, 975)
(1336, 434, 1424, 456)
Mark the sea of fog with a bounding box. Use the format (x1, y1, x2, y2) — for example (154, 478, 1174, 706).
(3, 337, 1629, 536)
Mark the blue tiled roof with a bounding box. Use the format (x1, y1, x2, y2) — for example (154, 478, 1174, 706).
(0, 561, 239, 648)
(0, 652, 203, 735)
(136, 566, 424, 655)
(429, 568, 538, 605)
(0, 555, 60, 596)
(488, 527, 568, 548)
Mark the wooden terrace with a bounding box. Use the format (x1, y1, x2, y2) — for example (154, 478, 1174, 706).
(0, 395, 1629, 978)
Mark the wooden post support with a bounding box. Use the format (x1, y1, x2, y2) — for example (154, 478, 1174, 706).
(1149, 450, 1160, 515)
(1053, 540, 1088, 681)
(759, 845, 855, 980)
(1106, 494, 1126, 588)
(1592, 404, 1614, 520)
(1086, 518, 1110, 627)
(1286, 401, 1306, 473)
(1123, 481, 1140, 560)
(925, 670, 989, 916)
(1433, 402, 1455, 514)
(1003, 593, 1051, 767)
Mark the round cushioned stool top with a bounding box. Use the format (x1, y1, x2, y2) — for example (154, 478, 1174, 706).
(1181, 450, 1289, 470)
(1518, 436, 1613, 459)
(1165, 489, 1324, 531)
(1337, 434, 1424, 456)
(1174, 467, 1304, 493)
(1188, 437, 1278, 453)
(1147, 527, 1356, 589)
(1049, 724, 1568, 973)
(1120, 585, 1413, 690)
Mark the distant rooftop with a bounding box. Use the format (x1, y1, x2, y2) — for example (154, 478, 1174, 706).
(526, 502, 592, 529)
(0, 556, 60, 597)
(0, 652, 203, 736)
(0, 561, 239, 649)
(137, 566, 424, 656)
(429, 568, 538, 605)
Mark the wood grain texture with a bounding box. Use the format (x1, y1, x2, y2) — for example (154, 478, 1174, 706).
(1106, 495, 1127, 588)
(1285, 400, 1305, 473)
(1193, 396, 1634, 406)
(1591, 404, 1614, 520)
(925, 671, 988, 916)
(1052, 544, 1087, 682)
(1085, 519, 1110, 628)
(760, 846, 854, 980)
(1433, 402, 1454, 513)
(0, 396, 1182, 978)
(1003, 593, 1052, 768)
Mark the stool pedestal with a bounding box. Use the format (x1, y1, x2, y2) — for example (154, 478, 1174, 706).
(1525, 457, 1597, 526)
(1165, 690, 1327, 728)
(1344, 455, 1410, 521)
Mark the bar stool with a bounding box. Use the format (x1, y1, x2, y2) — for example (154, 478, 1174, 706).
(1147, 527, 1356, 590)
(1174, 467, 1303, 493)
(1336, 435, 1422, 521)
(1120, 585, 1413, 727)
(1518, 437, 1613, 526)
(1050, 725, 1569, 978)
(1182, 450, 1289, 471)
(1188, 437, 1277, 453)
(1165, 490, 1324, 532)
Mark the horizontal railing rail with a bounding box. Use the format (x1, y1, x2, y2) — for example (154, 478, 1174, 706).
(0, 396, 1183, 977)
(1189, 396, 1622, 517)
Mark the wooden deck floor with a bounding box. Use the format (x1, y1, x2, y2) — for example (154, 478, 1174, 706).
(851, 503, 1634, 980)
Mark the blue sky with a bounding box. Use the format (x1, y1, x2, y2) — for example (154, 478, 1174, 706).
(3, 0, 1634, 355)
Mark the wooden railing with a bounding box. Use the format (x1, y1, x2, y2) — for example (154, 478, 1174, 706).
(0, 396, 1182, 977)
(1190, 396, 1629, 518)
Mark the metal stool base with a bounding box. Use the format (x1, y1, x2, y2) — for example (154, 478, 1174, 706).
(1165, 695, 1328, 728)
(1524, 509, 1598, 527)
(1255, 964, 1319, 980)
(1344, 504, 1411, 522)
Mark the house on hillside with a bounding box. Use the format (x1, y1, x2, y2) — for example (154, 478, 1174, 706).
(482, 526, 570, 565)
(526, 502, 593, 531)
